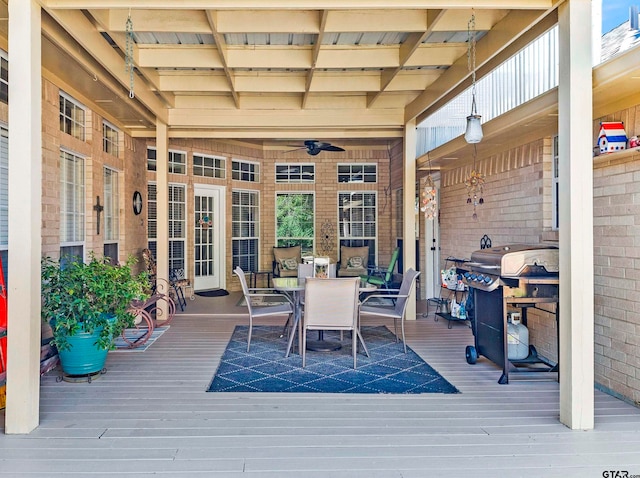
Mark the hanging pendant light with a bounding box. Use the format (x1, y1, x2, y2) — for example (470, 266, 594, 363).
(464, 12, 483, 144)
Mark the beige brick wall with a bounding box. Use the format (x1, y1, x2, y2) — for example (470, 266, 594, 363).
(592, 107, 640, 404)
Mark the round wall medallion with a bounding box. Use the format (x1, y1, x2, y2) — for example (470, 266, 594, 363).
(132, 191, 143, 215)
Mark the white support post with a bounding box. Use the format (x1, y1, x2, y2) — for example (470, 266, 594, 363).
(403, 119, 417, 320)
(155, 121, 170, 321)
(5, 0, 42, 434)
(558, 0, 594, 430)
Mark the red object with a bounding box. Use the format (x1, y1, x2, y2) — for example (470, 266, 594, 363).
(0, 256, 6, 373)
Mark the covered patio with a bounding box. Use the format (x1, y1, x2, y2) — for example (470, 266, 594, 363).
(2, 299, 640, 475)
(1, 0, 608, 442)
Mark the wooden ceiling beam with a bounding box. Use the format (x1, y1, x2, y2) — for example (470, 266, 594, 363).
(303, 10, 328, 109)
(368, 9, 444, 108)
(206, 10, 240, 108)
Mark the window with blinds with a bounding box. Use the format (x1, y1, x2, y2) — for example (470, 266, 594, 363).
(232, 190, 259, 271)
(552, 135, 559, 231)
(103, 168, 120, 261)
(147, 182, 186, 271)
(338, 191, 377, 265)
(276, 192, 314, 254)
(59, 92, 86, 141)
(60, 149, 85, 257)
(194, 153, 226, 178)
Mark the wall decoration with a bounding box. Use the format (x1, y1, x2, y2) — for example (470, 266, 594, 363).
(320, 220, 335, 254)
(132, 191, 143, 215)
(598, 121, 627, 153)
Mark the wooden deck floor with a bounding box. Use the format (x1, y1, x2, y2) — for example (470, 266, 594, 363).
(2, 295, 640, 476)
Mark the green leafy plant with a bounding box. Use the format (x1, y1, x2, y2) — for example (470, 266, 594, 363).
(41, 253, 150, 351)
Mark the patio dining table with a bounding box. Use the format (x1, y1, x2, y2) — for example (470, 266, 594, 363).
(273, 277, 376, 357)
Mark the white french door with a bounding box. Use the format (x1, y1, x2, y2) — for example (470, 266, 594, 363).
(194, 185, 225, 291)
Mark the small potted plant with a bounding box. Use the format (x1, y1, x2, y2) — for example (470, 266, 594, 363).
(41, 253, 150, 377)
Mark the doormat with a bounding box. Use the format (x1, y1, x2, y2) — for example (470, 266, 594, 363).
(207, 325, 459, 394)
(196, 289, 230, 298)
(112, 326, 169, 352)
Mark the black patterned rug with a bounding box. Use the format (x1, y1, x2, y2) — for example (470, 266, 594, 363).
(207, 325, 459, 394)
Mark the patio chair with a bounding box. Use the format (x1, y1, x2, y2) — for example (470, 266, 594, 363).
(360, 246, 400, 290)
(359, 268, 421, 353)
(337, 245, 369, 277)
(234, 266, 294, 352)
(302, 277, 368, 368)
(272, 245, 302, 278)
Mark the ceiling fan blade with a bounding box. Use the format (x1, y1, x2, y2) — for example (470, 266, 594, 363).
(284, 146, 307, 153)
(319, 144, 345, 152)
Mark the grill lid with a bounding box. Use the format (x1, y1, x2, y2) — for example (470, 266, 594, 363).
(469, 244, 558, 277)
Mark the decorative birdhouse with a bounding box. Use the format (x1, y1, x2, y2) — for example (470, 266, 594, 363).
(598, 121, 627, 153)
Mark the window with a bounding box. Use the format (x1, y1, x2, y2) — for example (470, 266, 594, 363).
(147, 147, 156, 171)
(103, 121, 119, 158)
(169, 184, 187, 270)
(232, 190, 259, 271)
(338, 192, 377, 265)
(0, 52, 7, 104)
(59, 92, 86, 141)
(232, 159, 260, 182)
(0, 126, 7, 279)
(276, 192, 314, 254)
(194, 153, 226, 179)
(103, 168, 120, 262)
(275, 163, 315, 183)
(338, 164, 377, 183)
(147, 183, 186, 271)
(169, 150, 187, 175)
(60, 149, 85, 260)
(552, 135, 559, 231)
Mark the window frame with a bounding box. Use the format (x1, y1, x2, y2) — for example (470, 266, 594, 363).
(147, 182, 187, 272)
(232, 159, 260, 182)
(275, 191, 315, 255)
(102, 120, 120, 158)
(60, 148, 86, 258)
(168, 150, 187, 175)
(338, 191, 377, 264)
(59, 91, 86, 142)
(337, 163, 377, 183)
(147, 147, 157, 172)
(193, 152, 226, 179)
(275, 163, 315, 183)
(0, 50, 7, 104)
(232, 189, 260, 271)
(103, 166, 120, 247)
(552, 135, 559, 231)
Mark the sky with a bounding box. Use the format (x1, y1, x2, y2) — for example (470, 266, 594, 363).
(602, 0, 638, 33)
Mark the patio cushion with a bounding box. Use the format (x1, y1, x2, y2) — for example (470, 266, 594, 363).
(338, 245, 369, 277)
(273, 245, 302, 277)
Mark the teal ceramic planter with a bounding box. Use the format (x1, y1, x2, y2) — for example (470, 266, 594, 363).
(57, 327, 109, 375)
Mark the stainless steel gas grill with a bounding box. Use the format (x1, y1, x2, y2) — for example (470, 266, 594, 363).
(458, 244, 559, 384)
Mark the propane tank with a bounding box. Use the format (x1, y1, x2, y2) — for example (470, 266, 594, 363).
(507, 312, 529, 360)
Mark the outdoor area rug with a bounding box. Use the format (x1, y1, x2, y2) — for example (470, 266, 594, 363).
(112, 326, 169, 352)
(207, 325, 459, 394)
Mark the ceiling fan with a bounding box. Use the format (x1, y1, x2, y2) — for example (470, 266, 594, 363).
(287, 140, 345, 156)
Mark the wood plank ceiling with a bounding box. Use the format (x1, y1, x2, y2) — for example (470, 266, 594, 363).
(35, 1, 558, 151)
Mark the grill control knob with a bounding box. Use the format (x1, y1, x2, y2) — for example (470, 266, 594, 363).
(477, 274, 484, 282)
(484, 276, 492, 284)
(464, 272, 471, 279)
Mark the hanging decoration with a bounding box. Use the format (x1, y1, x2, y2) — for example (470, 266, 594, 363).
(464, 11, 483, 144)
(465, 144, 485, 220)
(320, 220, 335, 254)
(125, 10, 135, 99)
(199, 216, 212, 228)
(420, 153, 437, 220)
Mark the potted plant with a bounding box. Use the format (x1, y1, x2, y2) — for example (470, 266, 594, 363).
(41, 253, 150, 376)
